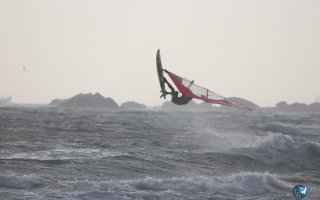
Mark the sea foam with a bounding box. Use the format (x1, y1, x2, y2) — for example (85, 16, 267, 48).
(68, 172, 289, 195)
(0, 174, 43, 189)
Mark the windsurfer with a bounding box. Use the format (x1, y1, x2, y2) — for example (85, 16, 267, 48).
(162, 77, 193, 105)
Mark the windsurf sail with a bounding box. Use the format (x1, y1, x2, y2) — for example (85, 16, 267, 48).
(163, 69, 252, 110)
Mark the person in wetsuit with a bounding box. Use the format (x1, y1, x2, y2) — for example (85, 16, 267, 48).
(162, 77, 193, 105)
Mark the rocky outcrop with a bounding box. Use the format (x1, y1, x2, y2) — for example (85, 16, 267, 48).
(121, 101, 147, 109)
(275, 101, 320, 113)
(227, 97, 260, 110)
(50, 93, 119, 110)
(50, 99, 64, 106)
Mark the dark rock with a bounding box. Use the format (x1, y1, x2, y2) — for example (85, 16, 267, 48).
(309, 103, 320, 113)
(274, 101, 320, 113)
(52, 93, 119, 110)
(121, 101, 146, 109)
(276, 101, 288, 108)
(50, 99, 64, 106)
(227, 97, 260, 110)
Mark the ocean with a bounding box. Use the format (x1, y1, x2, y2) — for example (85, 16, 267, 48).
(0, 107, 319, 200)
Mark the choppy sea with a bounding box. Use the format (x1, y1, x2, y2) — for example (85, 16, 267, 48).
(0, 107, 319, 200)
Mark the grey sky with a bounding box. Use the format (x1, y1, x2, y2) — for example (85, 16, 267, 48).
(1, 0, 319, 107)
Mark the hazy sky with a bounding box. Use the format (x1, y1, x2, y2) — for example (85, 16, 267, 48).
(1, 0, 319, 107)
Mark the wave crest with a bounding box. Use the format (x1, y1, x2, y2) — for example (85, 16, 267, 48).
(258, 123, 320, 136)
(236, 135, 320, 168)
(69, 172, 289, 195)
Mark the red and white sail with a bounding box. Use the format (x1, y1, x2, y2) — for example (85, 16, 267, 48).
(164, 69, 252, 110)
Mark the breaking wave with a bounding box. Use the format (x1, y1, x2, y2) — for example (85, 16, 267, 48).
(69, 172, 289, 195)
(2, 148, 126, 161)
(235, 135, 320, 168)
(257, 123, 320, 136)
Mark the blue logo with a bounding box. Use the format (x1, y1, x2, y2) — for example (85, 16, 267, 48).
(292, 185, 307, 200)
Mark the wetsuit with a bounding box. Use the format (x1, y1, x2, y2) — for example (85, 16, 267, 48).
(171, 94, 193, 105)
(164, 78, 193, 105)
